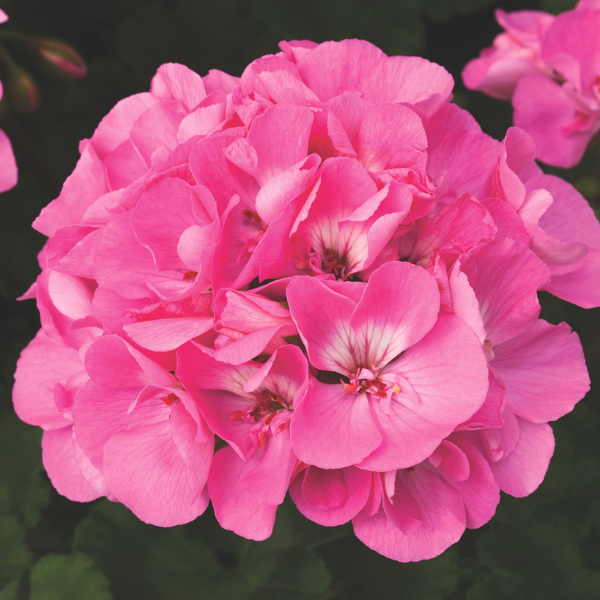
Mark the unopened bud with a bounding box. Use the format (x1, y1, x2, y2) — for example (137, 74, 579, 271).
(29, 37, 87, 81)
(6, 65, 40, 113)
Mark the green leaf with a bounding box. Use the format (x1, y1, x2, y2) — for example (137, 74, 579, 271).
(248, 547, 331, 600)
(73, 500, 159, 600)
(0, 413, 50, 528)
(475, 517, 600, 599)
(0, 580, 19, 600)
(229, 499, 343, 597)
(144, 529, 223, 600)
(0, 516, 32, 589)
(74, 500, 239, 600)
(29, 554, 112, 600)
(467, 569, 524, 600)
(317, 534, 459, 600)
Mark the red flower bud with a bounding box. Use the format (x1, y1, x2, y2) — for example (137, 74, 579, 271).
(6, 65, 40, 113)
(29, 37, 87, 81)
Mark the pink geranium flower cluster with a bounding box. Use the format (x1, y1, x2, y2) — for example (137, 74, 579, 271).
(463, 0, 600, 168)
(13, 39, 597, 562)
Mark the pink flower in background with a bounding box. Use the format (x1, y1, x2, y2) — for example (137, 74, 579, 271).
(463, 1, 600, 167)
(13, 38, 598, 562)
(462, 10, 555, 101)
(0, 9, 18, 192)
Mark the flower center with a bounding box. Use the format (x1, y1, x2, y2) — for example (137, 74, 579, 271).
(243, 209, 268, 233)
(342, 377, 389, 397)
(229, 389, 293, 449)
(323, 249, 348, 279)
(229, 390, 292, 425)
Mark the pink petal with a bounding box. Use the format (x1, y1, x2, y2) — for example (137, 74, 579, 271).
(457, 366, 506, 431)
(169, 401, 214, 496)
(176, 343, 256, 458)
(33, 142, 108, 237)
(84, 334, 177, 389)
(490, 418, 554, 497)
(296, 40, 387, 102)
(480, 197, 529, 246)
(533, 172, 600, 251)
(426, 130, 500, 203)
(492, 320, 589, 422)
(203, 69, 240, 94)
(103, 416, 209, 526)
(513, 75, 598, 168)
(353, 467, 466, 562)
(90, 92, 157, 158)
(131, 177, 199, 272)
(459, 238, 549, 345)
(42, 427, 100, 502)
(191, 135, 257, 213)
(364, 314, 488, 470)
(410, 193, 497, 264)
(351, 261, 440, 369)
(297, 40, 453, 114)
(0, 128, 17, 192)
(208, 446, 278, 540)
(72, 383, 141, 471)
(290, 380, 382, 469)
(213, 325, 285, 365)
(447, 265, 487, 345)
(247, 105, 314, 186)
(440, 436, 499, 529)
(290, 466, 372, 526)
(382, 473, 424, 535)
(326, 91, 367, 146)
(45, 226, 100, 279)
(519, 189, 588, 267)
(367, 55, 454, 115)
(177, 91, 227, 142)
(241, 428, 296, 506)
(151, 63, 206, 112)
(428, 440, 470, 482)
(254, 153, 320, 225)
(102, 139, 148, 191)
(544, 248, 600, 308)
(129, 100, 182, 166)
(124, 316, 214, 352)
(255, 70, 321, 106)
(356, 104, 427, 172)
(13, 328, 84, 430)
(93, 212, 159, 300)
(287, 276, 358, 375)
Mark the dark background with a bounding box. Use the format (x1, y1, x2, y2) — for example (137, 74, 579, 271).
(2, 0, 600, 598)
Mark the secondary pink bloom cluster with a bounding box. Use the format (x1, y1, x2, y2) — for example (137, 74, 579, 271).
(463, 0, 600, 168)
(0, 9, 18, 192)
(13, 39, 596, 562)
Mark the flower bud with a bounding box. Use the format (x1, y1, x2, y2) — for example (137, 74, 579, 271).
(29, 37, 87, 81)
(6, 65, 40, 113)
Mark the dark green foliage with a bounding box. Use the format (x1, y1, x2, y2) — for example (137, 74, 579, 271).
(29, 554, 112, 600)
(0, 516, 32, 590)
(73, 498, 342, 600)
(1, 0, 599, 598)
(0, 414, 50, 529)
